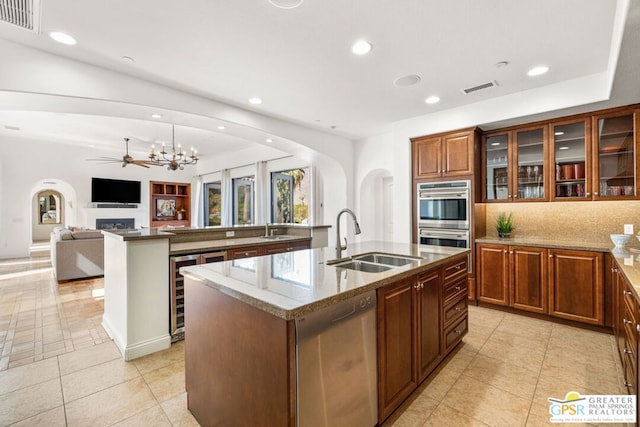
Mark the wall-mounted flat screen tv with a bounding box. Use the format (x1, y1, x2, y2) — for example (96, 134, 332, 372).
(91, 178, 141, 204)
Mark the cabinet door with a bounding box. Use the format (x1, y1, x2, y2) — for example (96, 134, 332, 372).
(548, 249, 604, 325)
(513, 126, 547, 201)
(614, 267, 626, 361)
(550, 119, 591, 200)
(592, 110, 640, 200)
(482, 132, 511, 202)
(413, 137, 442, 178)
(443, 131, 474, 176)
(377, 277, 418, 422)
(476, 244, 509, 305)
(417, 269, 442, 382)
(509, 246, 547, 314)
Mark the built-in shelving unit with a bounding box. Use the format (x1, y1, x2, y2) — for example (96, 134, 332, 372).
(150, 181, 191, 228)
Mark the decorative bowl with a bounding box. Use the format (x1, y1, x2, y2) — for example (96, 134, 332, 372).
(610, 234, 631, 247)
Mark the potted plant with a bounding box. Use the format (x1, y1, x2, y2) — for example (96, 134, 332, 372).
(496, 212, 514, 238)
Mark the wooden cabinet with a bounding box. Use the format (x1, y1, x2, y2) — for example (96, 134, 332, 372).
(150, 181, 191, 227)
(510, 246, 547, 314)
(377, 276, 418, 422)
(377, 255, 468, 424)
(417, 269, 443, 381)
(592, 109, 640, 200)
(549, 119, 592, 200)
(613, 266, 638, 398)
(412, 128, 476, 179)
(478, 244, 605, 323)
(227, 240, 311, 260)
(482, 105, 640, 202)
(481, 126, 548, 202)
(477, 243, 547, 313)
(548, 249, 604, 325)
(477, 244, 509, 305)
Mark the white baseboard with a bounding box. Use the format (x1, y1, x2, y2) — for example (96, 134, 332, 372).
(102, 315, 171, 361)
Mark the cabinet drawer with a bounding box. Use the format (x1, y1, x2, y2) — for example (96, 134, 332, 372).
(444, 315, 468, 352)
(444, 296, 467, 327)
(444, 257, 467, 283)
(623, 354, 637, 395)
(228, 248, 261, 259)
(444, 276, 467, 304)
(623, 284, 637, 319)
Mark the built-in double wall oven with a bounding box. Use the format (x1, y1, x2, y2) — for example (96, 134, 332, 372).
(417, 180, 470, 249)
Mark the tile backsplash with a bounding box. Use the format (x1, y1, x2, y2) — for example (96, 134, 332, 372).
(483, 201, 640, 244)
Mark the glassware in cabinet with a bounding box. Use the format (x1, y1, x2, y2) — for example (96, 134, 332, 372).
(514, 127, 546, 201)
(484, 133, 510, 201)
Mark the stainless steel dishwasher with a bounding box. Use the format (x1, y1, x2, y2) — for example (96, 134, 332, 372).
(296, 290, 377, 427)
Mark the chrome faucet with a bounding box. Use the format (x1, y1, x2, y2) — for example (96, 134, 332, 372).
(264, 222, 271, 237)
(335, 208, 362, 259)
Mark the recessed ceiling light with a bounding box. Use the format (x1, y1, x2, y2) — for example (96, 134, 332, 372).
(217, 125, 225, 130)
(527, 65, 549, 77)
(4, 125, 20, 131)
(425, 96, 440, 104)
(393, 75, 421, 87)
(495, 61, 510, 68)
(554, 131, 565, 136)
(151, 114, 162, 119)
(49, 31, 77, 45)
(265, 138, 273, 143)
(351, 40, 372, 55)
(268, 0, 304, 9)
(491, 142, 501, 146)
(559, 146, 569, 150)
(122, 56, 135, 63)
(249, 97, 263, 105)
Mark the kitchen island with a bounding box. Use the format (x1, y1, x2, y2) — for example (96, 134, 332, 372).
(181, 241, 470, 426)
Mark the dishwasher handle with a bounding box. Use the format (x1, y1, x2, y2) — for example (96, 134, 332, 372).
(295, 290, 376, 342)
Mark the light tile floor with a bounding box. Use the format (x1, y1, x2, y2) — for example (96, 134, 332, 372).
(0, 253, 629, 426)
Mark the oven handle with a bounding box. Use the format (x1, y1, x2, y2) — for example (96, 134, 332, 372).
(418, 191, 468, 199)
(419, 229, 469, 238)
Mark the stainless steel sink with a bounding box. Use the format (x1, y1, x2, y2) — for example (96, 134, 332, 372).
(333, 260, 392, 273)
(352, 253, 420, 267)
(260, 235, 288, 240)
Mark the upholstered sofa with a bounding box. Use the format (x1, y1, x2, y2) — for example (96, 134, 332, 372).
(50, 227, 104, 282)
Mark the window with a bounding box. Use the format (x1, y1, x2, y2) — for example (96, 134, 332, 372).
(204, 182, 222, 226)
(271, 168, 309, 224)
(233, 176, 254, 225)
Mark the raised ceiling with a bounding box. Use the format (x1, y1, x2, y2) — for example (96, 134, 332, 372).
(0, 0, 635, 150)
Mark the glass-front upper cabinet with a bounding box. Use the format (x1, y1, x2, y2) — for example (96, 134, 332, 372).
(550, 120, 590, 200)
(483, 132, 510, 201)
(593, 111, 639, 199)
(514, 126, 547, 201)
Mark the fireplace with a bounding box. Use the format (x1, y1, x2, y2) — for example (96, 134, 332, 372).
(96, 218, 135, 230)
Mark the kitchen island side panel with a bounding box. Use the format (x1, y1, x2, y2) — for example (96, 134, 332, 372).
(184, 276, 295, 427)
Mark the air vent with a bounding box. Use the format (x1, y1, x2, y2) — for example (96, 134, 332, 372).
(0, 0, 41, 32)
(461, 80, 498, 95)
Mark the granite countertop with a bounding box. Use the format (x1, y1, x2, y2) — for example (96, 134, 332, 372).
(170, 235, 312, 255)
(102, 228, 174, 241)
(611, 245, 640, 298)
(180, 241, 470, 320)
(475, 235, 613, 252)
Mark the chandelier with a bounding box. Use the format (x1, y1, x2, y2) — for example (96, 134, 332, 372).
(148, 125, 198, 170)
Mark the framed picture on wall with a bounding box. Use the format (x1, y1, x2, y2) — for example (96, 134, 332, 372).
(157, 199, 176, 217)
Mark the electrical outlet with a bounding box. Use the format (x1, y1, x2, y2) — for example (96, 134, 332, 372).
(226, 231, 235, 237)
(624, 224, 634, 235)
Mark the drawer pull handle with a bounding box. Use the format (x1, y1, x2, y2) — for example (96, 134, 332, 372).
(455, 307, 462, 311)
(455, 329, 463, 335)
(637, 324, 640, 333)
(624, 318, 633, 325)
(624, 381, 633, 387)
(624, 348, 633, 354)
(624, 290, 632, 296)
(455, 286, 462, 291)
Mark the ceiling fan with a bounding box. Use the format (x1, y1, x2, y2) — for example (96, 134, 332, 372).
(87, 138, 154, 168)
